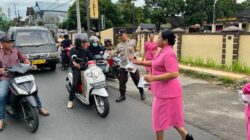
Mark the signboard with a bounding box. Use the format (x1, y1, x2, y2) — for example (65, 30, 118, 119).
(90, 0, 99, 19)
(217, 17, 237, 22)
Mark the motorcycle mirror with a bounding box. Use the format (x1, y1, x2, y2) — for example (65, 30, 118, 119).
(71, 55, 77, 60)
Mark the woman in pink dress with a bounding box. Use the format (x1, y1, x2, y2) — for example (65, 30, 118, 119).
(142, 33, 158, 74)
(134, 30, 194, 140)
(242, 78, 250, 140)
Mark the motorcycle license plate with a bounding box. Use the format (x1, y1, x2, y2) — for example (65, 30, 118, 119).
(91, 81, 107, 89)
(14, 75, 35, 84)
(32, 59, 46, 65)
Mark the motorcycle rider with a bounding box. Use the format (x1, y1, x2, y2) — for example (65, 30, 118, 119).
(89, 36, 105, 56)
(0, 35, 49, 131)
(67, 36, 93, 109)
(61, 34, 72, 69)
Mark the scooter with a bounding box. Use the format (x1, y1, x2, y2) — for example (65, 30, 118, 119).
(6, 63, 39, 133)
(107, 56, 121, 79)
(66, 55, 110, 118)
(94, 52, 110, 75)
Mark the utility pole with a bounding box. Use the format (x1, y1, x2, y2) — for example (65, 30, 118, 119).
(86, 0, 91, 36)
(212, 0, 218, 33)
(8, 7, 11, 20)
(76, 0, 82, 33)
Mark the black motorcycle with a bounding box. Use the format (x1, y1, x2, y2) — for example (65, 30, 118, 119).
(6, 63, 39, 133)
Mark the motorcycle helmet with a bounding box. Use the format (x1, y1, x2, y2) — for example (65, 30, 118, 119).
(90, 36, 99, 47)
(74, 33, 88, 49)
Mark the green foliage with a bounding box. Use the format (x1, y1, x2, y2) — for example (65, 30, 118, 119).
(0, 18, 14, 32)
(61, 0, 250, 30)
(180, 57, 250, 74)
(144, 0, 185, 28)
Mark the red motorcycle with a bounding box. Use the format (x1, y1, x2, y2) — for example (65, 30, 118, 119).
(61, 47, 71, 70)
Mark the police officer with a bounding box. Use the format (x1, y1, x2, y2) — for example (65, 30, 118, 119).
(113, 29, 145, 102)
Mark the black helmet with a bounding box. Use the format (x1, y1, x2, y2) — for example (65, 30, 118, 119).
(74, 33, 88, 48)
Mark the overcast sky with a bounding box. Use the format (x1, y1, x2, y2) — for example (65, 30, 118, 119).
(0, 0, 246, 20)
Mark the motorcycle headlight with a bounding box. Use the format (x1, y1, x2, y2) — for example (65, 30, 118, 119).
(12, 83, 29, 95)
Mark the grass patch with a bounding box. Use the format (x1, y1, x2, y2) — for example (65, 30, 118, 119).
(180, 57, 250, 74)
(180, 69, 237, 87)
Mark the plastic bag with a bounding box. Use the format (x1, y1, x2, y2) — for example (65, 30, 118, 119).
(239, 90, 250, 105)
(138, 76, 150, 88)
(125, 62, 138, 73)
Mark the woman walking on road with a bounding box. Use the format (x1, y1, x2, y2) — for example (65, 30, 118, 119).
(134, 30, 194, 140)
(242, 77, 250, 140)
(142, 33, 158, 74)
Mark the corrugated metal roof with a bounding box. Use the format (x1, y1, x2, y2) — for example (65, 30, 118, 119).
(35, 1, 71, 12)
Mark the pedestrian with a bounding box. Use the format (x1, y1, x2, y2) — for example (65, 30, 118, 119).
(134, 30, 194, 140)
(142, 33, 158, 74)
(113, 29, 145, 102)
(242, 78, 250, 140)
(0, 34, 49, 131)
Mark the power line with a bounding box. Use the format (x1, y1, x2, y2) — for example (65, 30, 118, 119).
(44, 0, 59, 11)
(52, 0, 73, 11)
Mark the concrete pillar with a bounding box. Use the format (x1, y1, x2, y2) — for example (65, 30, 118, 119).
(212, 24, 216, 33)
(172, 28, 185, 60)
(221, 29, 241, 65)
(239, 22, 243, 29)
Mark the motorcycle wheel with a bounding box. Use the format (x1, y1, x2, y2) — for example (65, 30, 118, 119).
(23, 103, 39, 133)
(94, 95, 109, 118)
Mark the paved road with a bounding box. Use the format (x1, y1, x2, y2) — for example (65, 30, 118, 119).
(1, 67, 221, 140)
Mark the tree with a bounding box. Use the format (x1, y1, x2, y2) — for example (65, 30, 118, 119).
(238, 0, 250, 10)
(144, 0, 185, 28)
(62, 0, 125, 30)
(184, 0, 214, 26)
(216, 0, 239, 18)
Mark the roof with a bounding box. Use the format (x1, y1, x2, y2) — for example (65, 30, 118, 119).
(9, 26, 49, 32)
(222, 26, 244, 32)
(234, 8, 250, 18)
(34, 1, 71, 12)
(166, 16, 186, 28)
(26, 7, 34, 16)
(139, 23, 157, 30)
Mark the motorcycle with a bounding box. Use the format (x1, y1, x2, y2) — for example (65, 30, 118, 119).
(107, 56, 121, 79)
(6, 63, 39, 133)
(61, 47, 71, 70)
(66, 55, 110, 118)
(94, 51, 110, 75)
(95, 51, 121, 79)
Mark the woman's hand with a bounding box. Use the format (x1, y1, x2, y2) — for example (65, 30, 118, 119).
(144, 74, 155, 83)
(0, 68, 5, 75)
(132, 59, 142, 65)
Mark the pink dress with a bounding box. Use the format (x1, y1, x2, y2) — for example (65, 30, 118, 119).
(144, 41, 157, 72)
(151, 45, 184, 132)
(243, 83, 250, 140)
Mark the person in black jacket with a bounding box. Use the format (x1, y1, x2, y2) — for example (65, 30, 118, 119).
(67, 37, 93, 109)
(89, 36, 105, 56)
(61, 34, 72, 69)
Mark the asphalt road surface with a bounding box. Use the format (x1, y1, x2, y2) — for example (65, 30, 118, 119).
(1, 67, 222, 140)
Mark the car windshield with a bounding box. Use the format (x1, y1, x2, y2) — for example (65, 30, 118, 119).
(15, 30, 56, 54)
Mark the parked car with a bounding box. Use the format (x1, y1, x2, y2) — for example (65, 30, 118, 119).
(8, 26, 59, 71)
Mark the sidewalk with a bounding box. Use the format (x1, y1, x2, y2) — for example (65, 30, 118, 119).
(107, 66, 247, 140)
(179, 64, 248, 80)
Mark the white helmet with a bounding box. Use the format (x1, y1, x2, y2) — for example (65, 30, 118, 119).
(89, 36, 99, 42)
